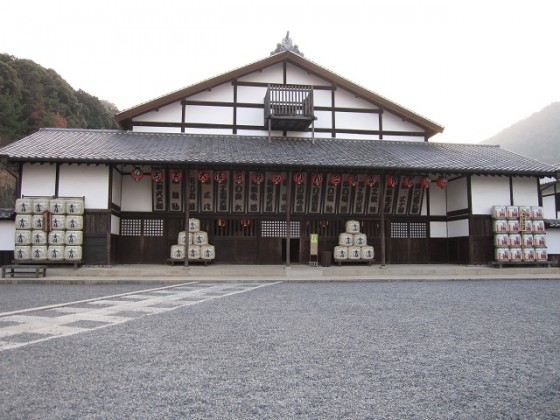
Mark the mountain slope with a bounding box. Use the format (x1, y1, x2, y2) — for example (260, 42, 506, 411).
(480, 103, 560, 165)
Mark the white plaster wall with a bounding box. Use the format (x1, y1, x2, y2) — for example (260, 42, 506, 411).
(133, 103, 182, 123)
(133, 126, 182, 133)
(313, 89, 332, 107)
(447, 177, 468, 213)
(58, 164, 109, 209)
(185, 105, 233, 124)
(381, 135, 425, 142)
(314, 110, 332, 129)
(512, 177, 539, 206)
(335, 112, 379, 131)
(236, 85, 268, 103)
(188, 83, 233, 102)
(238, 64, 283, 84)
(286, 63, 329, 86)
(448, 219, 469, 237)
(112, 168, 122, 207)
(382, 112, 423, 132)
(542, 195, 556, 219)
(21, 163, 56, 197)
(121, 175, 152, 212)
(237, 107, 264, 126)
(547, 230, 560, 254)
(428, 186, 446, 216)
(111, 214, 120, 235)
(334, 89, 378, 109)
(471, 175, 510, 215)
(335, 133, 380, 140)
(0, 221, 15, 251)
(184, 127, 235, 135)
(430, 221, 447, 238)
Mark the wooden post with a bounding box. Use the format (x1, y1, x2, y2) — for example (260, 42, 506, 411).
(380, 177, 386, 266)
(184, 168, 190, 269)
(286, 171, 291, 267)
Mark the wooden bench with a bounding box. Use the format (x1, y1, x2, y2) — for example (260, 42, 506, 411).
(166, 258, 213, 266)
(2, 264, 48, 278)
(335, 259, 374, 267)
(11, 260, 82, 270)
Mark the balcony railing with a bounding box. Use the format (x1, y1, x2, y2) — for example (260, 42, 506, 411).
(264, 84, 315, 131)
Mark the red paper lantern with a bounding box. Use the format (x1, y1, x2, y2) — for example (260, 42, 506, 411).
(170, 169, 183, 183)
(311, 173, 324, 185)
(386, 175, 399, 188)
(292, 172, 305, 184)
(420, 176, 431, 188)
(131, 167, 144, 182)
(365, 175, 379, 187)
(329, 174, 342, 185)
(214, 171, 227, 183)
(197, 170, 210, 183)
(270, 172, 283, 185)
(347, 174, 360, 186)
(436, 176, 448, 189)
(151, 169, 164, 182)
(402, 176, 415, 188)
(233, 171, 245, 184)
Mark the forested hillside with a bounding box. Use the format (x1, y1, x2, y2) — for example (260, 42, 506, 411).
(0, 53, 119, 147)
(0, 54, 120, 207)
(481, 103, 560, 165)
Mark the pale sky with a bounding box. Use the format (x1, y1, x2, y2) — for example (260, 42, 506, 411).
(2, 0, 559, 144)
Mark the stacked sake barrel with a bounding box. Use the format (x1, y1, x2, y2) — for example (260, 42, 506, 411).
(14, 197, 84, 263)
(493, 205, 547, 264)
(170, 218, 215, 262)
(333, 220, 374, 262)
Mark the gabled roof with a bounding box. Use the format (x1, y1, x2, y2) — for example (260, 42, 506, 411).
(115, 51, 444, 138)
(1, 128, 556, 177)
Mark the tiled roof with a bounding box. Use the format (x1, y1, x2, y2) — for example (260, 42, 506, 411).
(0, 128, 557, 176)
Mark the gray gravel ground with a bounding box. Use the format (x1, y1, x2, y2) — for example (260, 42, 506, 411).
(1, 280, 559, 419)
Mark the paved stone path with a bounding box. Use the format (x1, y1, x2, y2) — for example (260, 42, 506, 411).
(0, 282, 276, 351)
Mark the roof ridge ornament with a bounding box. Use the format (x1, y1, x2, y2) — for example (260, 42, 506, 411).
(270, 31, 304, 57)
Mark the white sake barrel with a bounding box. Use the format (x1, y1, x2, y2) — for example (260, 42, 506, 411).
(535, 248, 548, 261)
(361, 246, 375, 260)
(509, 247, 522, 261)
(507, 220, 519, 233)
(348, 246, 361, 260)
(493, 219, 508, 233)
(170, 245, 186, 260)
(15, 214, 32, 230)
(532, 220, 545, 232)
(177, 231, 192, 245)
(32, 215, 45, 230)
(48, 231, 65, 245)
(188, 245, 200, 260)
(200, 245, 215, 260)
(506, 206, 519, 219)
(66, 215, 83, 230)
(31, 245, 47, 260)
(531, 206, 544, 219)
(353, 233, 367, 246)
(32, 199, 49, 214)
(14, 246, 31, 260)
(64, 246, 82, 261)
(521, 233, 534, 247)
(533, 234, 546, 247)
(192, 231, 208, 245)
(334, 246, 348, 260)
(518, 206, 531, 218)
(494, 234, 509, 247)
(48, 246, 65, 261)
(49, 199, 67, 214)
(495, 247, 510, 262)
(345, 220, 360, 234)
(492, 205, 506, 219)
(65, 231, 83, 245)
(31, 230, 47, 245)
(522, 248, 535, 261)
(188, 218, 200, 233)
(51, 215, 66, 230)
(15, 230, 31, 246)
(15, 198, 33, 214)
(339, 233, 353, 246)
(66, 199, 84, 215)
(508, 233, 521, 247)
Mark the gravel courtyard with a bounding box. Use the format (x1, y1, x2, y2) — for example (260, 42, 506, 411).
(1, 280, 559, 419)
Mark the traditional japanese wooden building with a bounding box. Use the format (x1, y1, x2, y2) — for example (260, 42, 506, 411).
(1, 34, 558, 266)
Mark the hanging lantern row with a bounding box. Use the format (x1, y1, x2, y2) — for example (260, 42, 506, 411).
(136, 168, 447, 189)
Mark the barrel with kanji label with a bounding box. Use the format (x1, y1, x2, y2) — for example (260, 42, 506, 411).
(64, 246, 82, 261)
(14, 246, 31, 260)
(15, 230, 31, 246)
(200, 245, 215, 260)
(334, 246, 348, 260)
(48, 246, 65, 261)
(170, 245, 186, 260)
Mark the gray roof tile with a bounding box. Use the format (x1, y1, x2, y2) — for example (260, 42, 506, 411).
(0, 128, 557, 176)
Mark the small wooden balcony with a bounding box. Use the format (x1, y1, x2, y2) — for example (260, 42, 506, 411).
(264, 84, 316, 131)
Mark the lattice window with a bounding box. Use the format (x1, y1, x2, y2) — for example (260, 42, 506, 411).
(144, 219, 164, 236)
(121, 219, 142, 236)
(410, 223, 427, 239)
(390, 222, 408, 239)
(261, 221, 300, 238)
